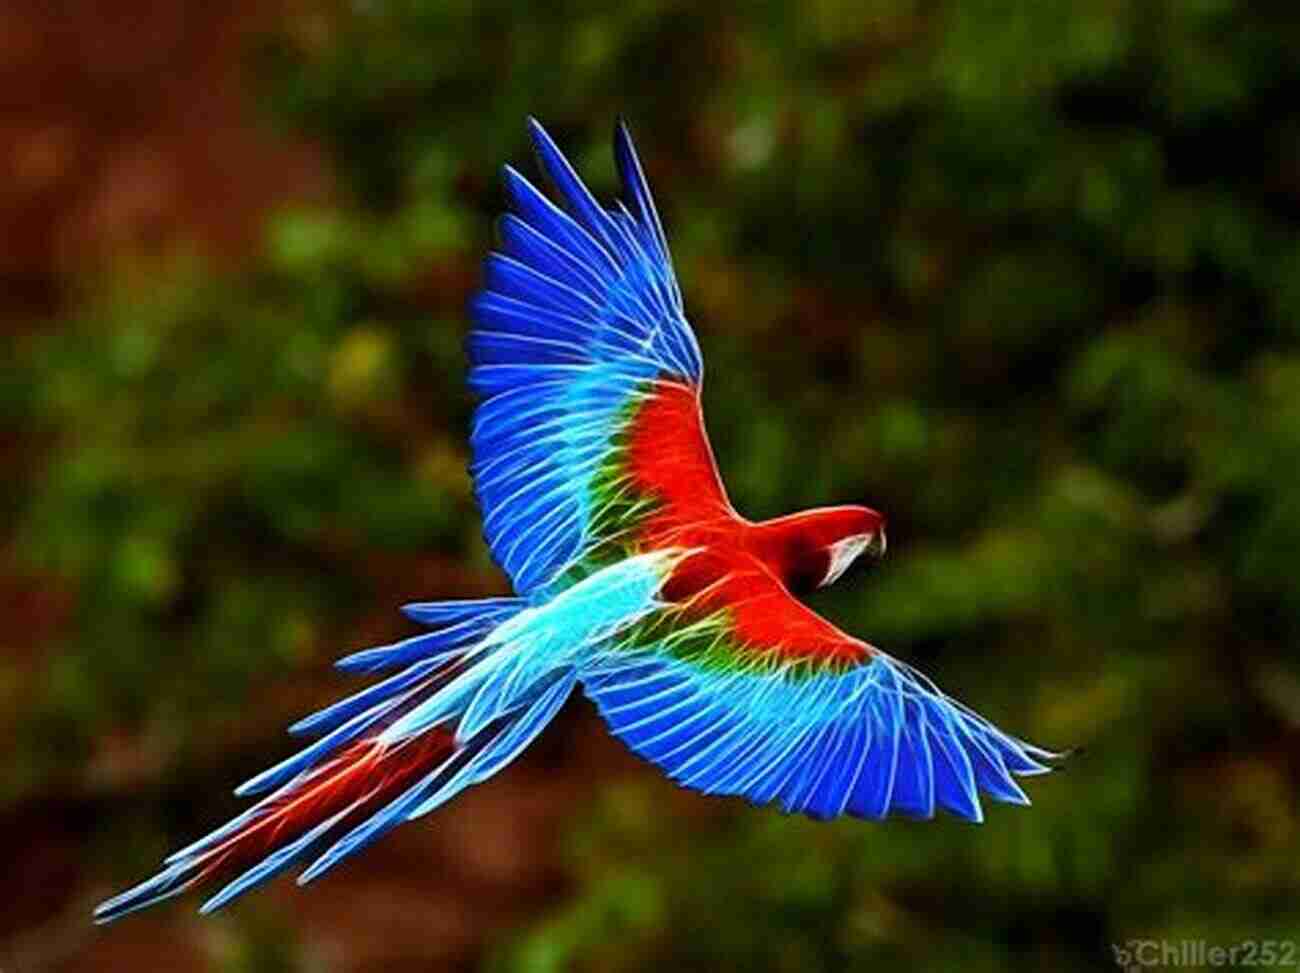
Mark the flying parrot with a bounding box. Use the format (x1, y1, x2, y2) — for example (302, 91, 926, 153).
(96, 119, 1059, 923)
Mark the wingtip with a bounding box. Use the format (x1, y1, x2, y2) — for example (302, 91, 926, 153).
(1000, 777, 1033, 806)
(1022, 743, 1076, 771)
(525, 115, 551, 149)
(500, 163, 546, 211)
(958, 796, 986, 824)
(613, 117, 638, 166)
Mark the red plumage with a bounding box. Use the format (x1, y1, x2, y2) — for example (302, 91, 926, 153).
(189, 730, 454, 893)
(625, 380, 882, 666)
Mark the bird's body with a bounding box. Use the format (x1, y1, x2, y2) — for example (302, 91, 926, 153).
(96, 120, 1057, 924)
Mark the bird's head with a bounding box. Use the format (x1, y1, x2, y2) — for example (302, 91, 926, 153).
(750, 505, 887, 594)
(812, 505, 887, 586)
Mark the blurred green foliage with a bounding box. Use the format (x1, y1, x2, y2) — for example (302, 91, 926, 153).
(5, 0, 1300, 970)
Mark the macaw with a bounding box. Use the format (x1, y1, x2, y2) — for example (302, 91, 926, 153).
(96, 119, 1059, 923)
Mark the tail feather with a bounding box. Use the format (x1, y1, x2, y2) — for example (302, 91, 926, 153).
(297, 666, 578, 885)
(198, 805, 353, 915)
(339, 596, 524, 673)
(95, 555, 678, 923)
(94, 722, 459, 923)
(287, 657, 449, 737)
(233, 685, 419, 798)
(93, 595, 539, 924)
(401, 596, 525, 626)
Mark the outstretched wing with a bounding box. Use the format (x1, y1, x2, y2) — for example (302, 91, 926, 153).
(582, 557, 1058, 821)
(468, 119, 731, 595)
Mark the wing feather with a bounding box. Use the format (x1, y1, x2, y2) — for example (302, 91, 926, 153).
(582, 564, 1058, 822)
(468, 121, 717, 595)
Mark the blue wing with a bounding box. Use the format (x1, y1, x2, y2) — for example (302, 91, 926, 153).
(581, 587, 1060, 822)
(467, 119, 703, 595)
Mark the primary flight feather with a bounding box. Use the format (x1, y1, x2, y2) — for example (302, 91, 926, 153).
(95, 119, 1059, 923)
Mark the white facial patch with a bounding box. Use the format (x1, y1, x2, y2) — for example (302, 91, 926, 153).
(822, 533, 875, 586)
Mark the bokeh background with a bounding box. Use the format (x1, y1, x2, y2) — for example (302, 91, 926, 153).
(3, 2, 1300, 970)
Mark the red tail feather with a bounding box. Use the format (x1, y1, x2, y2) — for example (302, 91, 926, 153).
(193, 729, 455, 887)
